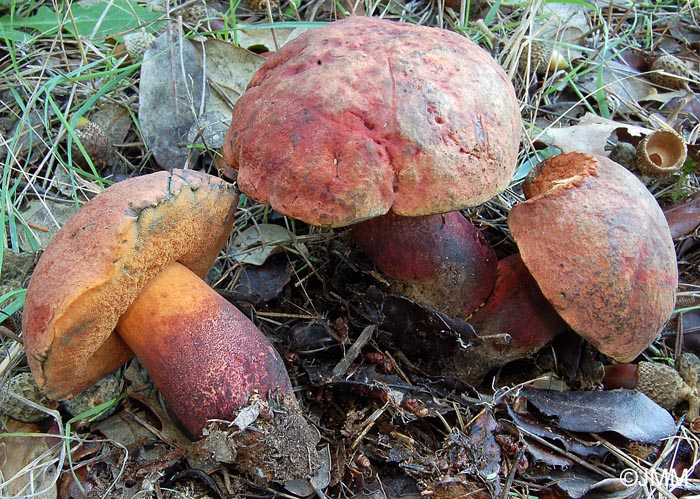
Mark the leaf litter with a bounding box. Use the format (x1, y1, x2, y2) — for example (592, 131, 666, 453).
(1, 1, 700, 499)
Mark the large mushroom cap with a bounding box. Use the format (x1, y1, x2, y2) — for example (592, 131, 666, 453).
(223, 16, 521, 227)
(508, 153, 678, 362)
(23, 170, 238, 400)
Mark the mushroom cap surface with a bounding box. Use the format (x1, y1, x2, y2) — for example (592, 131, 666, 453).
(508, 153, 678, 362)
(223, 16, 521, 227)
(22, 170, 238, 400)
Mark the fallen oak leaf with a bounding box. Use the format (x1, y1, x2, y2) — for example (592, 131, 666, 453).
(139, 27, 206, 169)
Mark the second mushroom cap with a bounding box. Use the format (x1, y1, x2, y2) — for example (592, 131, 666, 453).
(508, 152, 678, 362)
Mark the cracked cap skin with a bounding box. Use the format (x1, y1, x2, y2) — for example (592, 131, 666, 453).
(223, 16, 521, 227)
(22, 170, 238, 400)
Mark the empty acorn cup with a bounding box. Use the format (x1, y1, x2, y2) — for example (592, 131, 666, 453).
(636, 129, 687, 178)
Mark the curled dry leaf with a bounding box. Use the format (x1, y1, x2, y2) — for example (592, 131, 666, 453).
(544, 113, 651, 157)
(576, 56, 655, 114)
(231, 224, 299, 266)
(664, 191, 700, 238)
(0, 420, 57, 499)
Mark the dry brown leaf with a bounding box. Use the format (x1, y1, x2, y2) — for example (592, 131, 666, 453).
(544, 113, 652, 156)
(193, 39, 265, 117)
(139, 27, 206, 169)
(0, 420, 57, 499)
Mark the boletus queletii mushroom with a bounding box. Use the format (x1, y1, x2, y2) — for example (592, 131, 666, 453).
(222, 16, 522, 318)
(21, 170, 311, 451)
(508, 152, 678, 362)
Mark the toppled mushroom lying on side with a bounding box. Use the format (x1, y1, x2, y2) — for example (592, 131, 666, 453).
(21, 169, 323, 486)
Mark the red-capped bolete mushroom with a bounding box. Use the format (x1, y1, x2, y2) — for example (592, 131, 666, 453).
(222, 16, 521, 318)
(22, 170, 299, 441)
(508, 152, 678, 362)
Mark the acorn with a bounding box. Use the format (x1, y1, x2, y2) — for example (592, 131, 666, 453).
(0, 372, 56, 422)
(649, 55, 690, 90)
(604, 361, 698, 414)
(636, 129, 687, 178)
(518, 40, 568, 77)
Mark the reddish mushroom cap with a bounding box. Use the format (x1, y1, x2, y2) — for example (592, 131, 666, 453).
(22, 170, 238, 400)
(508, 153, 678, 362)
(223, 16, 521, 227)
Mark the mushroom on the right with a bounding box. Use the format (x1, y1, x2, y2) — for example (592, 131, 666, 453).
(508, 152, 678, 362)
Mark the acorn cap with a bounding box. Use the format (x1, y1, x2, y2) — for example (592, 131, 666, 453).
(636, 361, 682, 410)
(123, 31, 155, 60)
(0, 372, 54, 422)
(636, 129, 687, 178)
(22, 170, 238, 400)
(61, 373, 121, 421)
(649, 55, 690, 90)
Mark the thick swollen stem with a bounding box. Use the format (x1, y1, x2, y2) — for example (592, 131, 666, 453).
(116, 261, 293, 437)
(352, 211, 497, 318)
(439, 254, 565, 383)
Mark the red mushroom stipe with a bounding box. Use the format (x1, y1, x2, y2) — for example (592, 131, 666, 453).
(22, 171, 303, 443)
(222, 16, 521, 317)
(352, 211, 497, 317)
(429, 254, 566, 383)
(508, 152, 678, 362)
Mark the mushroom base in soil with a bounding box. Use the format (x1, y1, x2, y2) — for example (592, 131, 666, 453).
(22, 170, 322, 484)
(389, 254, 567, 384)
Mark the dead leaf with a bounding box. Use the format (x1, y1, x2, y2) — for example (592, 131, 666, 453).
(139, 27, 207, 169)
(0, 420, 58, 499)
(543, 468, 639, 499)
(522, 389, 676, 443)
(508, 407, 608, 461)
(186, 111, 230, 163)
(231, 224, 298, 266)
(90, 103, 132, 145)
(664, 191, 700, 238)
(225, 257, 292, 304)
(544, 113, 652, 157)
(192, 39, 265, 117)
(18, 199, 77, 251)
(232, 25, 302, 53)
(577, 57, 655, 114)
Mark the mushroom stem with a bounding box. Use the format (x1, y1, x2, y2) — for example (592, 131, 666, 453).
(352, 211, 497, 318)
(437, 254, 565, 383)
(116, 261, 293, 437)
